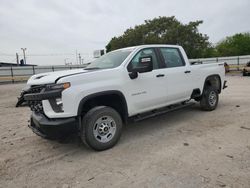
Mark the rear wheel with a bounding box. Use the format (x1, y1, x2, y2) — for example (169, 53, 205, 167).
(200, 87, 219, 111)
(81, 106, 123, 151)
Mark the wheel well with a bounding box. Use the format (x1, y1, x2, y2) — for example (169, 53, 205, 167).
(203, 75, 222, 94)
(191, 88, 201, 100)
(78, 91, 128, 123)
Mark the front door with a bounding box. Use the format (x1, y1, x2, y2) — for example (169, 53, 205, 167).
(125, 48, 168, 115)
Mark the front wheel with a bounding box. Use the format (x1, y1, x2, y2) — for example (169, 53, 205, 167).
(81, 106, 123, 151)
(200, 87, 219, 111)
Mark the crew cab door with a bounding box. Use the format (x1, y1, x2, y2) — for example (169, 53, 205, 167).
(125, 48, 168, 115)
(158, 47, 193, 103)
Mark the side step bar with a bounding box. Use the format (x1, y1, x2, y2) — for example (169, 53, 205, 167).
(131, 102, 195, 122)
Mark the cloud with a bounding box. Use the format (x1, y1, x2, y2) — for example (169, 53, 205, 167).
(0, 0, 249, 65)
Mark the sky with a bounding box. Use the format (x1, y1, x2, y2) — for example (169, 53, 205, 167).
(0, 0, 249, 65)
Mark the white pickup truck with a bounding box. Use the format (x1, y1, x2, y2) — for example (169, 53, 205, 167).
(24, 45, 227, 151)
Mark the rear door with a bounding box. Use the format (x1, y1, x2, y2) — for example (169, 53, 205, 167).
(158, 47, 193, 103)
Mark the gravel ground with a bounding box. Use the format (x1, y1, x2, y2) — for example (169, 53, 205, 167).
(0, 75, 250, 188)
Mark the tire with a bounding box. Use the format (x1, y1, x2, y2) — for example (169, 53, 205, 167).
(81, 106, 123, 151)
(200, 87, 219, 111)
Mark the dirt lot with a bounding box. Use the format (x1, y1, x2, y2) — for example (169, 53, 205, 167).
(0, 75, 250, 188)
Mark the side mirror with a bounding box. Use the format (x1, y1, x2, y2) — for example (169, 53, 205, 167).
(135, 56, 153, 73)
(129, 56, 153, 79)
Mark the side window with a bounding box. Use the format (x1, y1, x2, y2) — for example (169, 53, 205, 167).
(128, 48, 159, 71)
(160, 48, 185, 68)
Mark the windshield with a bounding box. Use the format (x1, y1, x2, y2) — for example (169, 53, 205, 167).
(86, 49, 132, 69)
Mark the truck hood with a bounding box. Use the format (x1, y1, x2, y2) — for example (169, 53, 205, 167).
(27, 69, 88, 85)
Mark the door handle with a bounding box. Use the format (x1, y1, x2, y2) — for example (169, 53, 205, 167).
(184, 70, 191, 74)
(156, 74, 165, 78)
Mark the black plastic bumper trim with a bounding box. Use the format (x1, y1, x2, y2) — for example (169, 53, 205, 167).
(29, 112, 77, 139)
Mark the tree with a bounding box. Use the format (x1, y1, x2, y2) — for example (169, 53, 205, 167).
(106, 16, 212, 58)
(216, 33, 250, 56)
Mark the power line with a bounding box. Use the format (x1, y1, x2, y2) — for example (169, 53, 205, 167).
(0, 53, 92, 57)
(27, 53, 75, 56)
(0, 53, 15, 56)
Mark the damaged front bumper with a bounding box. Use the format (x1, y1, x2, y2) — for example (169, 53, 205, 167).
(24, 84, 66, 114)
(24, 84, 77, 139)
(29, 112, 78, 139)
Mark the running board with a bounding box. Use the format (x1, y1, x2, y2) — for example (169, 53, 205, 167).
(131, 102, 195, 122)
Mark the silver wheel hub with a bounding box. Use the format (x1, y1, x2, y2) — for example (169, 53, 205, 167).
(93, 116, 116, 143)
(208, 91, 217, 106)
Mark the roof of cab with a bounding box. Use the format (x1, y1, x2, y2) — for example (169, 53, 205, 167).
(113, 44, 181, 52)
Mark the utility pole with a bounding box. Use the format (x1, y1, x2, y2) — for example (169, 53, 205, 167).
(78, 53, 81, 65)
(64, 58, 69, 65)
(16, 53, 19, 66)
(76, 50, 78, 64)
(21, 48, 27, 64)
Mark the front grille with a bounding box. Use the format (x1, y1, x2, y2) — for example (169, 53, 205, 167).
(29, 101, 44, 113)
(27, 85, 46, 114)
(30, 85, 45, 93)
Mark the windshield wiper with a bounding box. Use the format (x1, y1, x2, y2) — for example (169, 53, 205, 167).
(84, 67, 101, 70)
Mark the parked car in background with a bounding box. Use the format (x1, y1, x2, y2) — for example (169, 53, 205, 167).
(243, 62, 250, 76)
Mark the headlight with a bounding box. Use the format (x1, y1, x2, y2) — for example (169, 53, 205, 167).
(55, 98, 64, 111)
(46, 83, 70, 113)
(49, 98, 64, 112)
(56, 98, 63, 106)
(46, 82, 70, 90)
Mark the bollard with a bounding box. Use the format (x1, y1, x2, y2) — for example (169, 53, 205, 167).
(10, 66, 14, 83)
(237, 57, 240, 71)
(32, 65, 35, 75)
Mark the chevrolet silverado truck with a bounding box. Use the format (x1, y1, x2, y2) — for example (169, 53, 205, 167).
(23, 45, 227, 151)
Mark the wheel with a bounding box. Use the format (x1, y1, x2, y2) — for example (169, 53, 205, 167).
(81, 106, 123, 151)
(200, 87, 219, 111)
